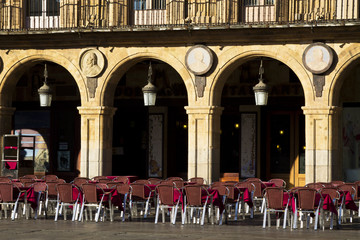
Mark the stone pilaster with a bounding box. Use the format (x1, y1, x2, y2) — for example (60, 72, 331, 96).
(185, 106, 223, 184)
(302, 106, 341, 184)
(77, 106, 117, 178)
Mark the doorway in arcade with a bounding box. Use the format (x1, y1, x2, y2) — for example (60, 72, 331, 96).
(11, 62, 81, 182)
(111, 60, 188, 180)
(220, 58, 305, 188)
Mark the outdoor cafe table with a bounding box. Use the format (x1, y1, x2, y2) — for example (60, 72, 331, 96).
(14, 187, 37, 209)
(234, 187, 254, 219)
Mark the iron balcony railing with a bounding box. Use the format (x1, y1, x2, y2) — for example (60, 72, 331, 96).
(0, 0, 359, 32)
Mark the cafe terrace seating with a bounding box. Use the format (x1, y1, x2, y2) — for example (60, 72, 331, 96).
(182, 184, 214, 225)
(19, 177, 35, 186)
(354, 181, 360, 217)
(79, 183, 114, 222)
(129, 182, 153, 218)
(114, 183, 132, 221)
(3, 174, 360, 231)
(0, 182, 28, 220)
(105, 182, 130, 221)
(305, 182, 326, 191)
(133, 179, 151, 184)
(54, 183, 80, 222)
(245, 179, 266, 213)
(210, 182, 228, 223)
(188, 177, 206, 185)
(330, 181, 345, 187)
(22, 175, 38, 180)
(154, 183, 182, 224)
(148, 178, 162, 185)
(72, 177, 90, 189)
(262, 187, 290, 229)
(46, 178, 66, 213)
(92, 176, 108, 182)
(42, 175, 58, 182)
(114, 176, 130, 184)
(32, 182, 48, 219)
(268, 179, 286, 188)
(319, 187, 341, 229)
(0, 176, 11, 183)
(291, 187, 323, 230)
(337, 183, 357, 223)
(211, 182, 243, 224)
(235, 181, 255, 218)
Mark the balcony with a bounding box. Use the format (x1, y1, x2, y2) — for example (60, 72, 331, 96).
(0, 0, 359, 33)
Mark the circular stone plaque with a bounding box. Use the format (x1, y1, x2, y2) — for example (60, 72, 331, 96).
(185, 45, 213, 75)
(302, 43, 333, 74)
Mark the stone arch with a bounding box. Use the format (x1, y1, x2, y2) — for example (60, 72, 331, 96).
(100, 51, 194, 106)
(209, 46, 313, 106)
(328, 44, 360, 106)
(0, 52, 87, 106)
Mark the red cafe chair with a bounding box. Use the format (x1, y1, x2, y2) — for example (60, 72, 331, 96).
(262, 187, 291, 229)
(154, 183, 182, 224)
(54, 183, 80, 221)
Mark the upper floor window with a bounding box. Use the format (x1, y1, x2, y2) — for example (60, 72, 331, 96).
(152, 0, 166, 10)
(134, 0, 146, 10)
(245, 0, 258, 6)
(27, 0, 60, 17)
(245, 0, 274, 6)
(264, 0, 274, 5)
(46, 0, 60, 16)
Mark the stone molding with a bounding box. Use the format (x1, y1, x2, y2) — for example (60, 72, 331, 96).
(302, 106, 339, 115)
(77, 106, 117, 116)
(185, 106, 224, 115)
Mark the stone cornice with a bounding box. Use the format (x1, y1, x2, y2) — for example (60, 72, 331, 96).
(1, 25, 360, 49)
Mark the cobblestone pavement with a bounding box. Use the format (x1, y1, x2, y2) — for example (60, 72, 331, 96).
(1, 212, 360, 240)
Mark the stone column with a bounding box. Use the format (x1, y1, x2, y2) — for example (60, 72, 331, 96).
(302, 106, 341, 184)
(77, 106, 117, 178)
(185, 106, 223, 184)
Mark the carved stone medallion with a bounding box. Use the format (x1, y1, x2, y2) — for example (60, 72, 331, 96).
(80, 49, 105, 78)
(185, 45, 213, 75)
(302, 42, 333, 74)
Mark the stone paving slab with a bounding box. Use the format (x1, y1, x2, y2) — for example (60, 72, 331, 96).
(0, 214, 360, 240)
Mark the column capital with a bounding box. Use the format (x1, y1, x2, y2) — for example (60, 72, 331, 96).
(301, 106, 340, 115)
(0, 106, 16, 116)
(77, 106, 117, 116)
(185, 105, 224, 115)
